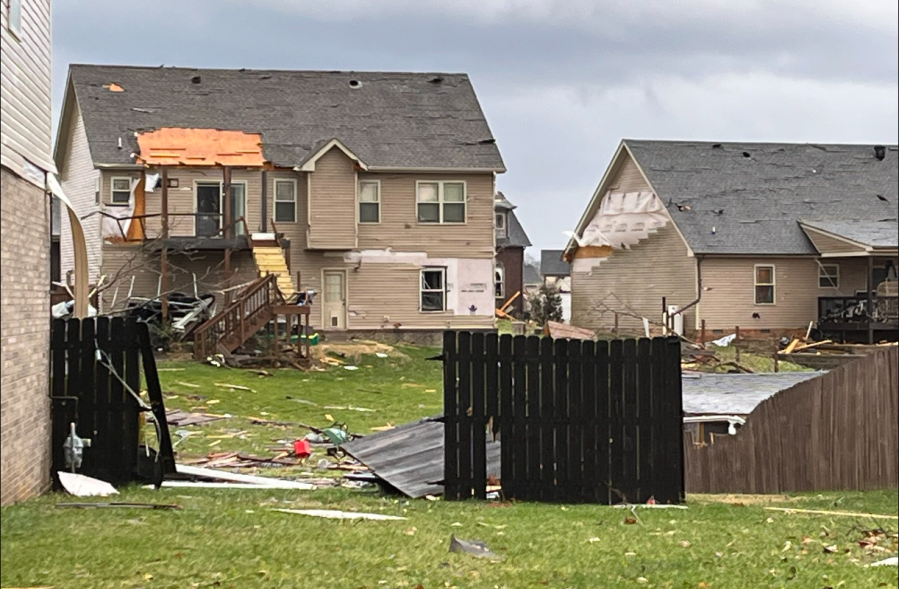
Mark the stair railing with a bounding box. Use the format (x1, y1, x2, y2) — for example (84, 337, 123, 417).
(193, 273, 279, 359)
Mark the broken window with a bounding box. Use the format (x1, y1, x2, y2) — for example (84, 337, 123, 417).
(358, 180, 380, 224)
(495, 265, 505, 299)
(818, 264, 839, 289)
(417, 181, 466, 224)
(110, 177, 132, 205)
(274, 179, 297, 223)
(754, 265, 775, 305)
(495, 213, 507, 239)
(420, 268, 446, 312)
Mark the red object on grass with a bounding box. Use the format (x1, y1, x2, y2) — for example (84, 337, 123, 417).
(293, 439, 311, 458)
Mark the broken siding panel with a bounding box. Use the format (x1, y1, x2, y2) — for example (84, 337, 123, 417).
(570, 223, 696, 334)
(357, 172, 495, 258)
(804, 230, 867, 255)
(699, 257, 820, 330)
(307, 148, 356, 249)
(59, 102, 101, 282)
(0, 0, 54, 172)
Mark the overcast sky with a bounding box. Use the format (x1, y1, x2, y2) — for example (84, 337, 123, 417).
(52, 0, 899, 255)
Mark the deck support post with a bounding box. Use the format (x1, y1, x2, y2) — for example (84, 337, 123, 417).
(160, 167, 169, 321)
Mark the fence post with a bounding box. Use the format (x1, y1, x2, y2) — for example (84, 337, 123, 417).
(735, 326, 741, 362)
(700, 319, 706, 349)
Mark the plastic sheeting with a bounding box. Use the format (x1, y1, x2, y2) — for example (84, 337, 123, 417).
(101, 177, 139, 239)
(579, 190, 668, 250)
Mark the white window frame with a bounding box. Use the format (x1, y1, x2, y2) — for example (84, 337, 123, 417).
(495, 212, 507, 238)
(358, 179, 381, 224)
(415, 180, 467, 224)
(110, 176, 132, 205)
(274, 178, 298, 223)
(754, 264, 776, 305)
(8, 0, 22, 38)
(494, 264, 505, 299)
(818, 264, 840, 289)
(420, 267, 447, 312)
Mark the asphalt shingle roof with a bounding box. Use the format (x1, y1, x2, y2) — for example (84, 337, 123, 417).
(800, 219, 898, 248)
(540, 249, 570, 277)
(68, 65, 505, 170)
(523, 264, 542, 285)
(495, 193, 532, 248)
(682, 372, 822, 415)
(625, 140, 899, 255)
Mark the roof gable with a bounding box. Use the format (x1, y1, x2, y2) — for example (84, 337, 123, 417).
(625, 140, 899, 255)
(67, 65, 505, 171)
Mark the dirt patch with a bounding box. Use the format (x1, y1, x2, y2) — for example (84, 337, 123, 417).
(689, 493, 806, 505)
(314, 341, 409, 363)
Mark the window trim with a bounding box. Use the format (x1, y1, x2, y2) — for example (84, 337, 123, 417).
(109, 176, 133, 206)
(754, 264, 776, 305)
(495, 212, 507, 238)
(415, 180, 467, 224)
(420, 267, 447, 313)
(818, 264, 840, 289)
(358, 179, 381, 224)
(494, 264, 505, 299)
(273, 178, 298, 223)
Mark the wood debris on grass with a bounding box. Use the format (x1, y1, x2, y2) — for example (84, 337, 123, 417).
(175, 381, 201, 388)
(148, 409, 225, 427)
(214, 382, 256, 393)
(764, 507, 899, 520)
(273, 508, 406, 521)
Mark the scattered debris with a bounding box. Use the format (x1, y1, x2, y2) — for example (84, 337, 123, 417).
(214, 383, 256, 393)
(175, 381, 201, 388)
(56, 502, 182, 510)
(449, 535, 500, 559)
(343, 365, 359, 371)
(709, 334, 736, 347)
(153, 481, 319, 490)
(612, 503, 688, 510)
(323, 405, 376, 412)
(173, 464, 314, 489)
(870, 557, 898, 567)
(273, 509, 406, 521)
(544, 321, 595, 341)
(148, 409, 224, 427)
(157, 368, 186, 372)
(764, 507, 898, 520)
(58, 472, 119, 497)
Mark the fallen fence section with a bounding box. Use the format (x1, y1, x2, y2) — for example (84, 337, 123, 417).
(443, 332, 684, 504)
(51, 317, 175, 488)
(685, 346, 898, 494)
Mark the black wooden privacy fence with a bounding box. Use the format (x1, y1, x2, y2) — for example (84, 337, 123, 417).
(443, 332, 684, 503)
(50, 317, 175, 487)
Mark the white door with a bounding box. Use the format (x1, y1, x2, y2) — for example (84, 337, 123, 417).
(323, 271, 346, 329)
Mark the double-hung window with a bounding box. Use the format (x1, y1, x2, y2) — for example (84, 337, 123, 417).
(274, 179, 297, 222)
(110, 177, 132, 205)
(494, 265, 505, 299)
(420, 268, 446, 312)
(818, 264, 839, 289)
(359, 180, 380, 223)
(495, 212, 507, 239)
(416, 181, 466, 223)
(754, 265, 776, 305)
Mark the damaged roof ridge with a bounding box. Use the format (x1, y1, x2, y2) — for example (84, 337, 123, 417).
(70, 63, 471, 79)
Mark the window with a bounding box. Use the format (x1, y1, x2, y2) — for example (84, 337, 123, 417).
(94, 177, 100, 205)
(274, 179, 297, 222)
(495, 213, 507, 238)
(8, 0, 21, 37)
(358, 180, 380, 224)
(818, 264, 839, 289)
(754, 265, 775, 305)
(494, 265, 505, 299)
(420, 268, 446, 312)
(110, 177, 132, 205)
(416, 181, 466, 223)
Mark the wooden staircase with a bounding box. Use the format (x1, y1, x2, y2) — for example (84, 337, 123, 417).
(251, 234, 295, 298)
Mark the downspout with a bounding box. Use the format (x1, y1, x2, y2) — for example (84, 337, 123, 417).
(673, 255, 704, 328)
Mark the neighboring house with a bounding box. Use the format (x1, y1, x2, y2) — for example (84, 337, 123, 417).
(565, 140, 898, 342)
(494, 192, 532, 316)
(55, 65, 506, 341)
(1, 0, 55, 504)
(522, 263, 541, 315)
(540, 249, 571, 322)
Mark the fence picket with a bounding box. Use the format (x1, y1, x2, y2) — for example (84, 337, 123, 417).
(471, 332, 487, 499)
(443, 331, 460, 500)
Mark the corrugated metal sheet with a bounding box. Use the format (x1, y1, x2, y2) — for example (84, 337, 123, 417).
(342, 416, 501, 498)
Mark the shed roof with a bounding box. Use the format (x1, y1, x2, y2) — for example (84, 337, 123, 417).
(624, 140, 898, 255)
(66, 64, 505, 171)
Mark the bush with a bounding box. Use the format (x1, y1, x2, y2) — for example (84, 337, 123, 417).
(527, 284, 563, 325)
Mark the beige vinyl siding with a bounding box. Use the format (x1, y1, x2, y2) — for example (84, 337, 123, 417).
(571, 223, 697, 334)
(570, 150, 696, 334)
(699, 258, 820, 330)
(0, 0, 54, 173)
(307, 147, 356, 249)
(99, 243, 158, 311)
(357, 172, 495, 258)
(804, 229, 867, 255)
(58, 100, 101, 282)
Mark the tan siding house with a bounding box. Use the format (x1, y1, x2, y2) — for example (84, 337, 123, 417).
(566, 140, 898, 342)
(1, 0, 54, 504)
(57, 65, 505, 338)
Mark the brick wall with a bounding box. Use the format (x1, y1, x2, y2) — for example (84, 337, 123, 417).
(1, 167, 51, 505)
(496, 247, 524, 316)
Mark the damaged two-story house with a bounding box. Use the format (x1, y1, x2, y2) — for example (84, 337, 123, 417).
(564, 140, 898, 343)
(55, 65, 505, 345)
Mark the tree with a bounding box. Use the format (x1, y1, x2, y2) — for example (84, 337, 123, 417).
(528, 283, 563, 325)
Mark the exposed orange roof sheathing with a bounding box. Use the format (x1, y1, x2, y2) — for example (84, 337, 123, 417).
(135, 128, 267, 167)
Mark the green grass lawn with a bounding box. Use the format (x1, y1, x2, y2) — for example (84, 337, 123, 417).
(2, 343, 896, 588)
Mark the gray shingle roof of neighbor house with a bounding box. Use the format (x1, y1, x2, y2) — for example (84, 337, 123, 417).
(540, 249, 570, 277)
(66, 65, 505, 171)
(799, 219, 899, 249)
(495, 192, 532, 248)
(623, 140, 899, 255)
(523, 264, 542, 285)
(681, 371, 822, 415)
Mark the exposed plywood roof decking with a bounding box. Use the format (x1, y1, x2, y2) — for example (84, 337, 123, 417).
(135, 128, 267, 167)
